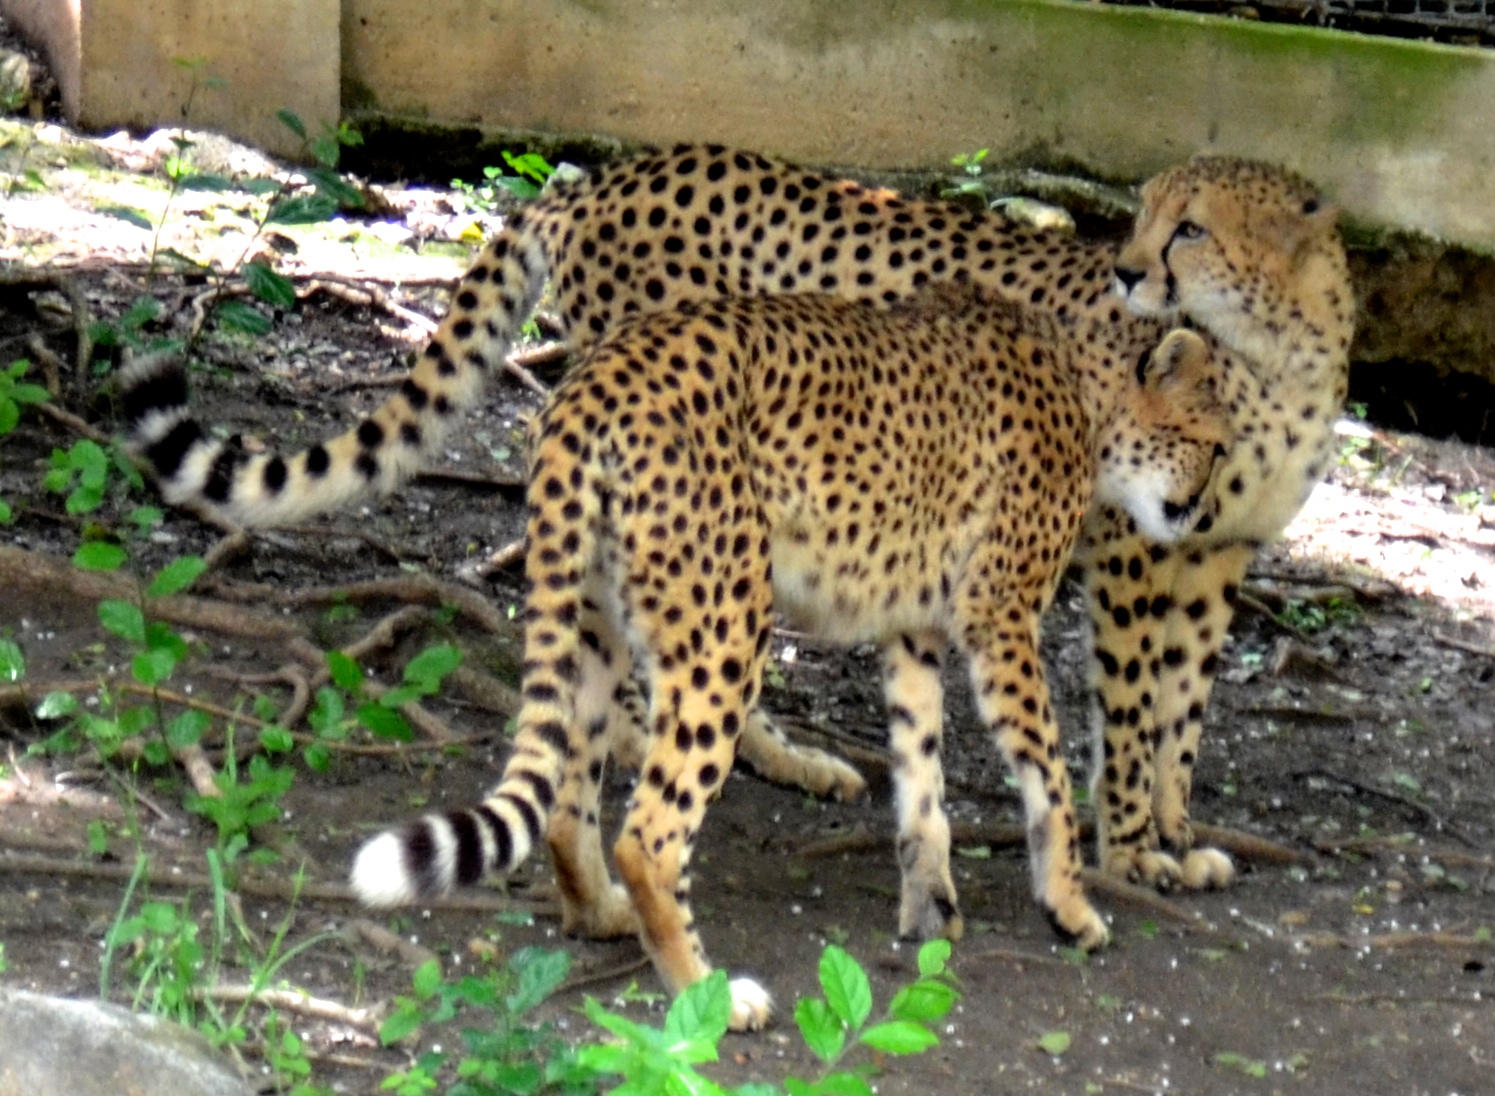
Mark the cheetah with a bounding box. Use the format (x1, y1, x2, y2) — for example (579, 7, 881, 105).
(121, 145, 1353, 894)
(349, 283, 1229, 1029)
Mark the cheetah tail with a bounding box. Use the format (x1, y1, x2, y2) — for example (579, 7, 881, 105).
(350, 428, 603, 906)
(117, 213, 551, 528)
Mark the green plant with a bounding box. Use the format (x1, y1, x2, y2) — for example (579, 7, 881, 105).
(0, 359, 50, 522)
(581, 940, 959, 1096)
(941, 148, 989, 200)
(380, 948, 593, 1096)
(452, 150, 558, 215)
(1214, 1051, 1268, 1078)
(308, 643, 463, 764)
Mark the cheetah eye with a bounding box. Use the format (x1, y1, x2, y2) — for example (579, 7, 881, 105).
(1173, 220, 1206, 242)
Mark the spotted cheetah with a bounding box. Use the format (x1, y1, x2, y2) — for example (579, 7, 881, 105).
(121, 145, 1352, 896)
(349, 283, 1228, 1028)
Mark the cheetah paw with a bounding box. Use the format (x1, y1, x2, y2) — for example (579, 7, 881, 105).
(1104, 848, 1185, 890)
(727, 977, 774, 1031)
(1045, 896, 1111, 952)
(561, 884, 638, 939)
(1178, 847, 1235, 890)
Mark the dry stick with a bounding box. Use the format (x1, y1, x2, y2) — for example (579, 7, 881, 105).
(302, 277, 437, 335)
(32, 399, 111, 445)
(1078, 868, 1216, 930)
(0, 851, 555, 914)
(1192, 823, 1313, 866)
(346, 917, 439, 970)
(1312, 834, 1495, 872)
(1286, 930, 1494, 951)
(1431, 631, 1495, 659)
(0, 543, 304, 643)
(557, 955, 652, 995)
(190, 984, 380, 1029)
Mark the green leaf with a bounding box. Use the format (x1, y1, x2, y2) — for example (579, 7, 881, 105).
(166, 709, 209, 749)
(860, 1019, 939, 1055)
(276, 108, 308, 139)
(0, 639, 23, 683)
(243, 260, 297, 309)
(98, 205, 154, 230)
(259, 725, 294, 753)
(508, 946, 572, 1015)
(98, 599, 146, 643)
(147, 555, 207, 597)
(1037, 1030, 1072, 1056)
(9, 383, 49, 406)
(916, 938, 952, 977)
(357, 702, 413, 741)
(793, 997, 845, 1064)
(819, 945, 872, 1029)
(215, 299, 272, 335)
(131, 646, 178, 685)
(326, 650, 364, 691)
(664, 969, 730, 1045)
(887, 978, 958, 1023)
(36, 690, 79, 720)
(266, 193, 339, 225)
(302, 741, 331, 773)
(378, 1002, 424, 1046)
(404, 643, 462, 690)
(809, 1073, 875, 1096)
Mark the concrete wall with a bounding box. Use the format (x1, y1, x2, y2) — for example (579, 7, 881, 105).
(3, 0, 339, 158)
(342, 0, 1495, 251)
(4, 0, 1495, 249)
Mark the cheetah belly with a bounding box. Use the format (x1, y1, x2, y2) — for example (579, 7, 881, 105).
(767, 522, 958, 647)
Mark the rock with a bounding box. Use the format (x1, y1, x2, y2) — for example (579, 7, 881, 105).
(0, 988, 255, 1096)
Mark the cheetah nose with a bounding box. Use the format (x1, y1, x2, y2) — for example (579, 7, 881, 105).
(1114, 266, 1144, 293)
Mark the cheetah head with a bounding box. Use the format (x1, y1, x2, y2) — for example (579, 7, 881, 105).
(1095, 328, 1229, 544)
(1112, 158, 1342, 363)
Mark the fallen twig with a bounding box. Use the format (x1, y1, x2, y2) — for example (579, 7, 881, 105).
(190, 983, 380, 1029)
(557, 955, 652, 995)
(347, 917, 439, 970)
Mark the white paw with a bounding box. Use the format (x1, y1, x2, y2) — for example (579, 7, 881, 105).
(1179, 847, 1236, 890)
(727, 977, 774, 1031)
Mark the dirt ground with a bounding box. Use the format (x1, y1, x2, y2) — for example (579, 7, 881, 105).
(1, 111, 1494, 1096)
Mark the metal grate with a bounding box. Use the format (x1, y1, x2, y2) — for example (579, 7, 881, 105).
(1103, 0, 1495, 45)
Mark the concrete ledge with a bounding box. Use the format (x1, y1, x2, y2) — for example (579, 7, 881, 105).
(3, 0, 1494, 248)
(342, 0, 1495, 251)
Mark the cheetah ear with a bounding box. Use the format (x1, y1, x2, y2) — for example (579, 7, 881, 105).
(1140, 328, 1211, 392)
(1265, 198, 1340, 262)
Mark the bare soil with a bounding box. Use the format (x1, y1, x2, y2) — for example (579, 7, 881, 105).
(1, 116, 1493, 1096)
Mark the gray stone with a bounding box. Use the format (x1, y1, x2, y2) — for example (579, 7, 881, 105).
(0, 988, 255, 1096)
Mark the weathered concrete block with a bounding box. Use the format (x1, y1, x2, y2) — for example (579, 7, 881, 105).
(342, 0, 1495, 251)
(1, 0, 339, 159)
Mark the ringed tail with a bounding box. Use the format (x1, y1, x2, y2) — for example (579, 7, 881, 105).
(350, 424, 602, 905)
(117, 215, 549, 527)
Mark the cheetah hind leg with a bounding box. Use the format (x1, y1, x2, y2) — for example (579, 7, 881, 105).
(1150, 542, 1255, 891)
(612, 679, 866, 803)
(883, 632, 964, 943)
(546, 602, 639, 940)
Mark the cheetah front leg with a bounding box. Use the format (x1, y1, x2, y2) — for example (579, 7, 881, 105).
(955, 601, 1108, 951)
(882, 631, 963, 942)
(1080, 512, 1189, 888)
(1149, 541, 1255, 890)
